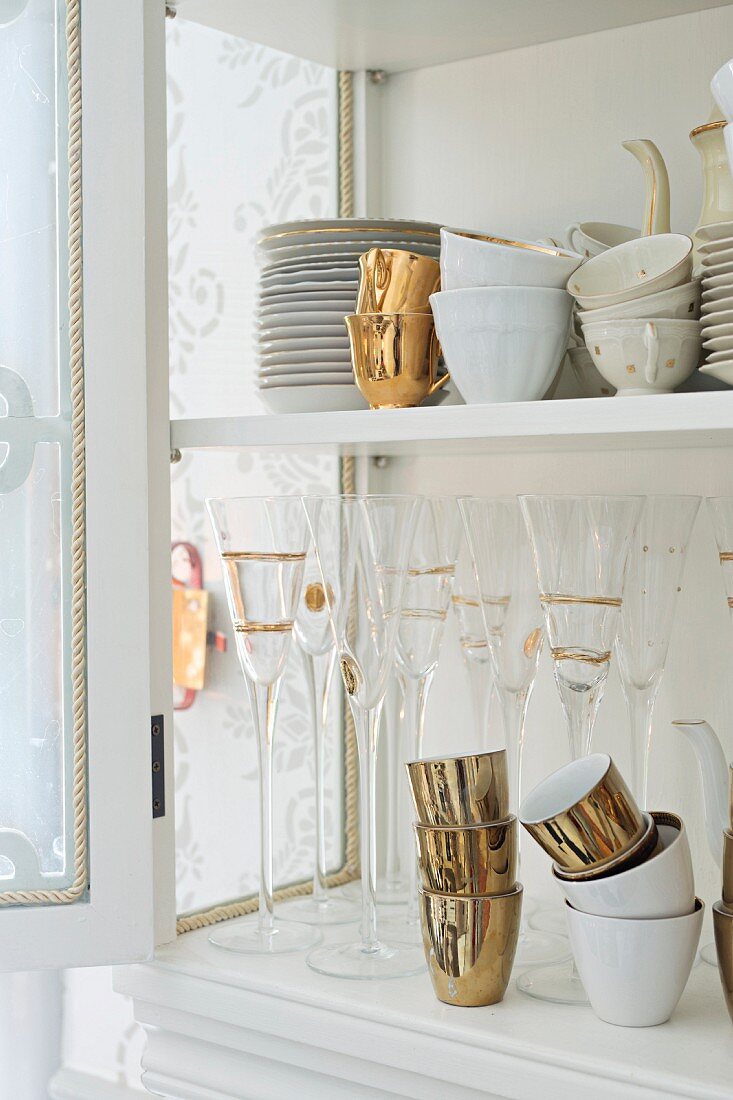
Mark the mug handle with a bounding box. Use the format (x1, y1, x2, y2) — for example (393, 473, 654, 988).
(566, 223, 582, 253)
(643, 321, 659, 384)
(427, 332, 450, 395)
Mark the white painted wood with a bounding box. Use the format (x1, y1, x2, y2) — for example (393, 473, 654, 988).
(171, 392, 733, 456)
(117, 925, 733, 1100)
(0, 0, 173, 969)
(174, 0, 733, 73)
(49, 1068, 144, 1100)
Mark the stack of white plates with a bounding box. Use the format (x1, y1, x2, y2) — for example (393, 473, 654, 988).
(255, 218, 442, 413)
(699, 221, 733, 387)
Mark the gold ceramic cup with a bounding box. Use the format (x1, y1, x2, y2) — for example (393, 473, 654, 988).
(345, 312, 448, 409)
(552, 811, 660, 882)
(520, 755, 645, 874)
(723, 830, 733, 910)
(356, 247, 440, 314)
(405, 749, 509, 827)
(414, 817, 517, 896)
(713, 900, 733, 1025)
(420, 883, 523, 1007)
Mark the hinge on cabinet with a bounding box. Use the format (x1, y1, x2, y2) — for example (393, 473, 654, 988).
(151, 715, 165, 819)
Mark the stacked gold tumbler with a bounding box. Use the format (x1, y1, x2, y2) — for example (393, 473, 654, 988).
(346, 248, 447, 408)
(713, 764, 733, 1023)
(405, 749, 523, 1007)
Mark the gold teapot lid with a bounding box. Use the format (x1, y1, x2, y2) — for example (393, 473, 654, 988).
(690, 105, 726, 141)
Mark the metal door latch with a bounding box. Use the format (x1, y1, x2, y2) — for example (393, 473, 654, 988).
(151, 715, 165, 819)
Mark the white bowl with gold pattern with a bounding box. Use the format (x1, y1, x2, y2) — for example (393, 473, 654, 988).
(440, 227, 583, 290)
(568, 234, 693, 310)
(581, 318, 701, 396)
(576, 280, 700, 325)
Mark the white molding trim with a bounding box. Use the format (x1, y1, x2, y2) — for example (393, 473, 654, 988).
(115, 924, 733, 1100)
(49, 1068, 145, 1100)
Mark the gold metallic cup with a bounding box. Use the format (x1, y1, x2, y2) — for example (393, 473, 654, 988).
(729, 763, 733, 831)
(405, 749, 509, 827)
(415, 817, 517, 896)
(723, 830, 733, 910)
(356, 247, 440, 314)
(553, 811, 659, 882)
(520, 757, 645, 874)
(345, 312, 448, 409)
(714, 900, 733, 1025)
(420, 884, 523, 1007)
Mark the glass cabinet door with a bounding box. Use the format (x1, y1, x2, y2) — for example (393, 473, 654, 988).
(0, 0, 173, 968)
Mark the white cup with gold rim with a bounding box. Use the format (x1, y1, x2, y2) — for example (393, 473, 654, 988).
(440, 227, 583, 291)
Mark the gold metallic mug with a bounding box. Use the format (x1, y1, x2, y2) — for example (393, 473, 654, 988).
(552, 811, 659, 882)
(405, 749, 509, 827)
(420, 884, 523, 1007)
(345, 312, 448, 409)
(414, 817, 517, 896)
(723, 830, 733, 910)
(520, 757, 645, 874)
(356, 248, 440, 314)
(714, 900, 733, 1025)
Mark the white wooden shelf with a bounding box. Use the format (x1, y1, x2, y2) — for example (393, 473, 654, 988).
(175, 0, 733, 72)
(171, 392, 733, 457)
(118, 913, 733, 1100)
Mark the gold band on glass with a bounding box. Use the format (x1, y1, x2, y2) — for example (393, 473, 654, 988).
(541, 593, 622, 608)
(176, 70, 359, 935)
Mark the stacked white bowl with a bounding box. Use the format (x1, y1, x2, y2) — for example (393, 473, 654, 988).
(696, 222, 733, 387)
(429, 229, 580, 404)
(570, 233, 702, 397)
(255, 219, 441, 413)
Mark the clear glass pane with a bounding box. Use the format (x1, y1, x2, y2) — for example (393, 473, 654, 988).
(0, 0, 62, 418)
(0, 0, 77, 898)
(0, 442, 69, 885)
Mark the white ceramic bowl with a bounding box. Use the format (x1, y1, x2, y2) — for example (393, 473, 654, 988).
(712, 60, 733, 122)
(440, 228, 583, 291)
(554, 811, 694, 919)
(566, 897, 704, 1027)
(566, 222, 638, 258)
(581, 318, 701, 396)
(566, 346, 615, 397)
(567, 234, 693, 310)
(576, 280, 700, 325)
(429, 287, 572, 404)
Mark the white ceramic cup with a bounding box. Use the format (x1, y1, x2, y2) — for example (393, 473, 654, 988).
(429, 286, 571, 404)
(567, 234, 693, 310)
(576, 280, 701, 325)
(565, 897, 704, 1027)
(712, 59, 733, 122)
(581, 318, 701, 396)
(565, 222, 638, 258)
(554, 811, 694, 919)
(440, 228, 583, 291)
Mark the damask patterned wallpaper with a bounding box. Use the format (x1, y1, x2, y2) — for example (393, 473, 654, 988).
(60, 18, 339, 1091)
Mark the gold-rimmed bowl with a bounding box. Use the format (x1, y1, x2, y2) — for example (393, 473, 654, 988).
(440, 227, 583, 291)
(420, 883, 523, 1007)
(519, 753, 645, 874)
(405, 749, 509, 827)
(414, 817, 517, 896)
(345, 312, 447, 409)
(356, 247, 440, 314)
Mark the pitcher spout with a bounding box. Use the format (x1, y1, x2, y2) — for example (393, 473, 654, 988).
(672, 719, 727, 865)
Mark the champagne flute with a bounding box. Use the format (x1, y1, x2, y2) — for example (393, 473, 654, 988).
(452, 540, 497, 744)
(617, 495, 700, 807)
(304, 494, 425, 980)
(517, 493, 642, 1003)
(282, 527, 359, 926)
(206, 496, 321, 954)
(459, 496, 566, 966)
